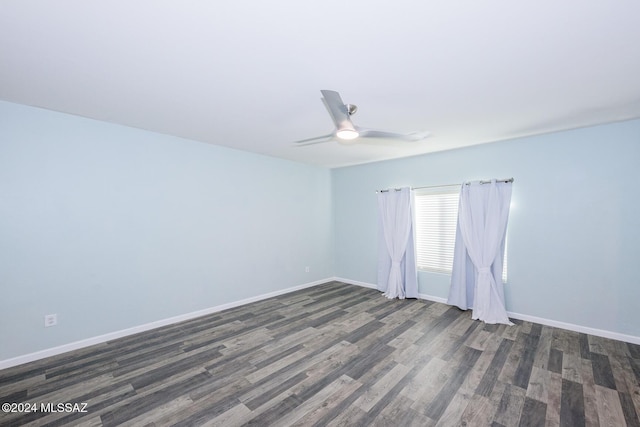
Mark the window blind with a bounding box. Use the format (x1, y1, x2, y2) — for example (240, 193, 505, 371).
(414, 186, 508, 282)
(414, 187, 460, 274)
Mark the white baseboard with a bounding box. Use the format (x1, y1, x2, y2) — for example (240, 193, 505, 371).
(505, 311, 640, 345)
(0, 278, 332, 370)
(334, 277, 640, 345)
(334, 277, 449, 304)
(418, 293, 448, 304)
(332, 277, 377, 290)
(4, 277, 639, 370)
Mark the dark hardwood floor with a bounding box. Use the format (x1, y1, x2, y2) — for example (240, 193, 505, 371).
(1, 281, 639, 426)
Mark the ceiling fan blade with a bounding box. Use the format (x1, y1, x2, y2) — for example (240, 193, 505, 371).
(298, 91, 431, 147)
(293, 133, 335, 146)
(358, 129, 430, 141)
(320, 90, 354, 130)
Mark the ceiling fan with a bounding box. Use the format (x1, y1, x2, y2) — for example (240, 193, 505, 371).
(294, 90, 429, 145)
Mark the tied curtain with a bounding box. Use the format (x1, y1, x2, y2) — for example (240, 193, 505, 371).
(447, 180, 513, 325)
(377, 187, 418, 299)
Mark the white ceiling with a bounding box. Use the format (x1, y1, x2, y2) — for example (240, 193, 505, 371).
(2, 1, 640, 168)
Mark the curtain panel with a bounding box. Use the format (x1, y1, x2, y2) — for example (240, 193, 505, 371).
(447, 180, 513, 324)
(377, 187, 418, 299)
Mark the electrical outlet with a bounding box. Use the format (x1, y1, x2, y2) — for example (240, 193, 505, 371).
(44, 314, 57, 327)
(305, 266, 310, 273)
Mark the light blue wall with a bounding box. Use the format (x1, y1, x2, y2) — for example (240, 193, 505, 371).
(0, 101, 334, 360)
(333, 119, 640, 338)
(2, 99, 639, 362)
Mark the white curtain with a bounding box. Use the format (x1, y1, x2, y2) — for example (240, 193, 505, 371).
(447, 180, 513, 324)
(377, 187, 418, 299)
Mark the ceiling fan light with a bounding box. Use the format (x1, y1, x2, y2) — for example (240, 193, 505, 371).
(336, 129, 359, 140)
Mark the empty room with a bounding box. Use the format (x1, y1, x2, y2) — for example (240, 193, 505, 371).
(1, 2, 640, 426)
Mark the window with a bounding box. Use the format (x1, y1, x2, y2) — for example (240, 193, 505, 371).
(414, 187, 460, 274)
(414, 187, 508, 281)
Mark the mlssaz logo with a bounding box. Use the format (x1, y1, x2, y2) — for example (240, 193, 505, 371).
(40, 403, 89, 413)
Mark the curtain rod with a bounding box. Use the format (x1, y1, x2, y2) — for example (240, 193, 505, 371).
(377, 178, 514, 193)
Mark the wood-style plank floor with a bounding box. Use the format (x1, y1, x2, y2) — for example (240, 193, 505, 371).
(1, 281, 639, 426)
